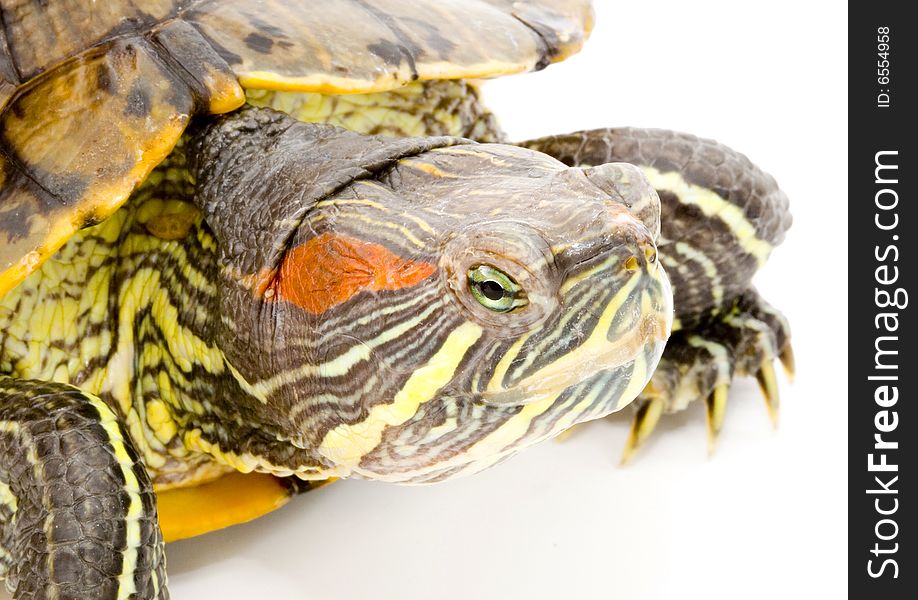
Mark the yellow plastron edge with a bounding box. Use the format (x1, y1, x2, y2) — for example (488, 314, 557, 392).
(156, 472, 332, 542)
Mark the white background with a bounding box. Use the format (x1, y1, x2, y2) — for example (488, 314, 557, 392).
(3, 1, 849, 599)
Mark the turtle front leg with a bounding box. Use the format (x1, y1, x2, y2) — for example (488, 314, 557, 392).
(520, 128, 793, 461)
(0, 378, 166, 600)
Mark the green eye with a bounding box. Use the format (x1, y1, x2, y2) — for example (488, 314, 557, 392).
(468, 265, 528, 313)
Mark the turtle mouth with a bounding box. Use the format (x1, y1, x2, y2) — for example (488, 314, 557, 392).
(480, 266, 672, 408)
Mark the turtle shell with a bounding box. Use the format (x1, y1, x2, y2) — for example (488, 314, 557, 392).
(0, 0, 593, 297)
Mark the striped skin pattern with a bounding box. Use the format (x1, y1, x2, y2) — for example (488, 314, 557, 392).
(1, 101, 672, 490)
(188, 107, 673, 482)
(0, 378, 165, 599)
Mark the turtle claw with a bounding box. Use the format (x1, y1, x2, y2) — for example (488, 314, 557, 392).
(620, 397, 665, 465)
(613, 289, 791, 462)
(704, 384, 730, 455)
(755, 360, 780, 428)
(779, 343, 796, 382)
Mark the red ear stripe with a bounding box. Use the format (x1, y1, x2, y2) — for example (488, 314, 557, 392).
(266, 233, 437, 314)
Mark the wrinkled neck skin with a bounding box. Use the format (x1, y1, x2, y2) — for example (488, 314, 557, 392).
(183, 108, 670, 485)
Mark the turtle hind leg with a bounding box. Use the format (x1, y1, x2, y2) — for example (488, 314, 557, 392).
(0, 377, 167, 599)
(621, 289, 793, 463)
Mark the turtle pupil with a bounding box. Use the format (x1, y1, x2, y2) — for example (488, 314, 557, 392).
(480, 280, 505, 301)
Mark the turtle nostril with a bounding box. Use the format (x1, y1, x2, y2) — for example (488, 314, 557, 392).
(639, 242, 658, 271)
(624, 256, 639, 272)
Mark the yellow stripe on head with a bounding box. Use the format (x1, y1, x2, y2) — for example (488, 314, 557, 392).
(318, 321, 483, 471)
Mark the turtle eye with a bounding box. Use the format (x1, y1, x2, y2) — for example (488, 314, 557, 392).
(468, 265, 528, 312)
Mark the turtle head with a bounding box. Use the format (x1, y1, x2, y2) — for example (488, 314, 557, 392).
(193, 109, 671, 483)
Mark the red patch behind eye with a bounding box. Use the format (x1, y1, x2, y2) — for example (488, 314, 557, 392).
(267, 233, 437, 314)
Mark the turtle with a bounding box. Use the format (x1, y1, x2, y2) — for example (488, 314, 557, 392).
(0, 0, 794, 598)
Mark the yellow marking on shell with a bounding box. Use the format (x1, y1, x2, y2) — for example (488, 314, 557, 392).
(241, 72, 406, 95)
(641, 167, 773, 267)
(318, 321, 483, 470)
(201, 72, 247, 115)
(238, 58, 529, 96)
(0, 80, 189, 299)
(416, 59, 531, 82)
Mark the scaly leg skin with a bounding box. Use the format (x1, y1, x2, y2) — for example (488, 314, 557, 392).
(521, 128, 793, 461)
(0, 378, 166, 600)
